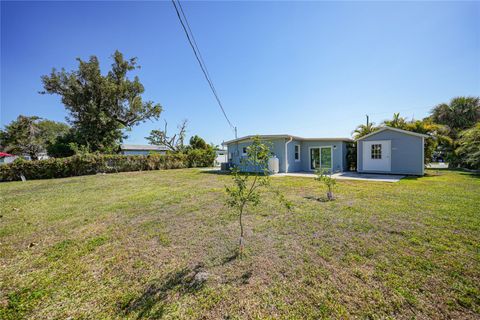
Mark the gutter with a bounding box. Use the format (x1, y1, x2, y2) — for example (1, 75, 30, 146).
(285, 136, 293, 173)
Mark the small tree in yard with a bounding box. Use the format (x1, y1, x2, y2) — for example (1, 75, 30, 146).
(225, 136, 290, 256)
(315, 169, 336, 201)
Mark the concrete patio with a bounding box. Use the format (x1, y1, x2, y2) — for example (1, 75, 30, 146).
(272, 171, 405, 182)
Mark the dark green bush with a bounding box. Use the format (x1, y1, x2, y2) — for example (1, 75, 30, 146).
(346, 142, 357, 171)
(0, 151, 214, 182)
(186, 148, 216, 168)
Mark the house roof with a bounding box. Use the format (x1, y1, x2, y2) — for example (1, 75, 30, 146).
(0, 152, 14, 158)
(356, 126, 430, 140)
(223, 134, 353, 145)
(120, 144, 169, 151)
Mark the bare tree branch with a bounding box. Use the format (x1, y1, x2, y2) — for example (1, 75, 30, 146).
(146, 119, 188, 152)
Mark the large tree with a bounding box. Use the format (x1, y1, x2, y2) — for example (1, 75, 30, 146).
(37, 119, 71, 147)
(428, 97, 479, 166)
(430, 96, 480, 137)
(188, 135, 209, 150)
(352, 122, 377, 140)
(455, 123, 480, 169)
(403, 119, 449, 165)
(383, 112, 407, 128)
(41, 50, 162, 153)
(0, 115, 69, 160)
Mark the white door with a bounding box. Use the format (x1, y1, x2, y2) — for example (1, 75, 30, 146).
(362, 140, 391, 172)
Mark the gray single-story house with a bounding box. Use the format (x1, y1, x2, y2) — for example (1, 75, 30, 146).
(120, 144, 168, 155)
(357, 126, 429, 175)
(223, 135, 353, 173)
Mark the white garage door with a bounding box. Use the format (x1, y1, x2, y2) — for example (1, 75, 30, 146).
(363, 140, 391, 172)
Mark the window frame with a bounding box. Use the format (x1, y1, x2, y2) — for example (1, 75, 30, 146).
(294, 144, 301, 162)
(371, 144, 382, 160)
(309, 146, 333, 170)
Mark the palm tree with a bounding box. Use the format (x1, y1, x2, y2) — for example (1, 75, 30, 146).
(352, 123, 377, 140)
(383, 113, 407, 128)
(431, 96, 480, 137)
(455, 123, 480, 169)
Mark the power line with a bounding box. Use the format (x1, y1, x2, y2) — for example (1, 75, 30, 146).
(176, 0, 213, 84)
(171, 0, 236, 135)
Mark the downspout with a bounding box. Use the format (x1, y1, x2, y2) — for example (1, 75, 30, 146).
(285, 136, 293, 173)
(421, 137, 425, 175)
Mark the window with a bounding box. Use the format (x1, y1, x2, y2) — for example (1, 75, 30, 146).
(242, 147, 247, 156)
(294, 145, 300, 161)
(371, 144, 382, 159)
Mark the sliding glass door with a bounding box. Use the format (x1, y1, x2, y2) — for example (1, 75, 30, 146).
(310, 147, 332, 170)
(310, 148, 320, 170)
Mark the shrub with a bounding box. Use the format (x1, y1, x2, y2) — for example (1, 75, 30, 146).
(346, 142, 357, 171)
(186, 148, 216, 168)
(0, 152, 211, 182)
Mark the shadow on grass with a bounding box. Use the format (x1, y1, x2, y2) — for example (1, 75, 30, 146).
(221, 251, 239, 265)
(459, 172, 480, 179)
(304, 195, 331, 203)
(427, 167, 480, 174)
(401, 176, 421, 181)
(414, 169, 479, 179)
(199, 170, 270, 177)
(120, 263, 206, 319)
(198, 169, 230, 176)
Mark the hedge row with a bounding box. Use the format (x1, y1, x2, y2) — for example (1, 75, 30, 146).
(0, 151, 215, 182)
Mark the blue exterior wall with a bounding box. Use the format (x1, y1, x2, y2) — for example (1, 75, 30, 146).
(357, 130, 424, 175)
(299, 141, 345, 172)
(286, 139, 303, 172)
(227, 138, 286, 172)
(227, 138, 348, 173)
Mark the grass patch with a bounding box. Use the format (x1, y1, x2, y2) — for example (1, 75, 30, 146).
(0, 169, 479, 318)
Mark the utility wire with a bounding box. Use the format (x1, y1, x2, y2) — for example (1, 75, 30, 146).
(177, 0, 213, 84)
(177, 0, 222, 111)
(171, 0, 236, 134)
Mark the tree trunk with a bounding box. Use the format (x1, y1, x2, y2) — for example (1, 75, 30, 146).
(327, 191, 334, 201)
(238, 205, 245, 256)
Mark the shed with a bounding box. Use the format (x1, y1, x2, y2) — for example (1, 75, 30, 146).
(356, 126, 429, 176)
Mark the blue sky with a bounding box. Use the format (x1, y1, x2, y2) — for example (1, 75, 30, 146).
(1, 1, 479, 145)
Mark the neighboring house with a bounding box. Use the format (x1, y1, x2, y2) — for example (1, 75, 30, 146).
(120, 144, 168, 155)
(24, 152, 49, 161)
(223, 135, 353, 173)
(0, 152, 49, 164)
(357, 126, 428, 175)
(0, 152, 15, 165)
(214, 149, 228, 166)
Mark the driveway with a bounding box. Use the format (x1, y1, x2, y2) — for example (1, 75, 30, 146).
(273, 171, 405, 182)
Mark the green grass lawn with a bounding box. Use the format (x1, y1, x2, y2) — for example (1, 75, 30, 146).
(1, 169, 479, 319)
